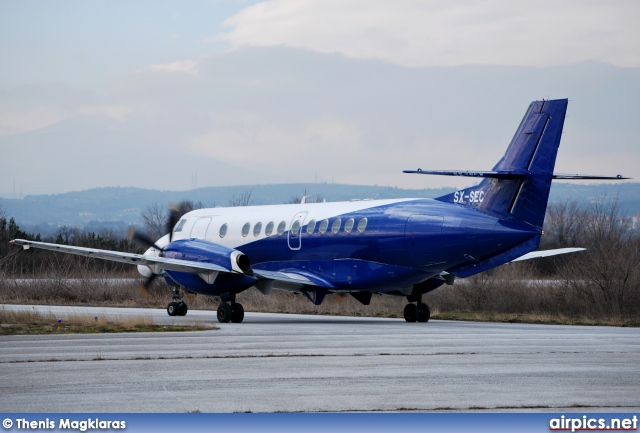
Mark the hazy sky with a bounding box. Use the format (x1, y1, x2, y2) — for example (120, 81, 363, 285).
(1, 0, 638, 195)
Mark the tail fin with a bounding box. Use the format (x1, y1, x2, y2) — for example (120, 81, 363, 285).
(429, 99, 568, 228)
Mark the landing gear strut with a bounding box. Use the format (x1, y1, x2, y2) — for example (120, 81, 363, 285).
(217, 294, 244, 323)
(404, 295, 430, 323)
(167, 286, 188, 317)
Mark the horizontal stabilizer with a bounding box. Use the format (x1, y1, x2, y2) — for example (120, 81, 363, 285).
(552, 173, 630, 180)
(403, 169, 530, 179)
(404, 170, 629, 180)
(511, 247, 585, 262)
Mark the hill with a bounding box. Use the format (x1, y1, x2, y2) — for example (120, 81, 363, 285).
(2, 182, 638, 236)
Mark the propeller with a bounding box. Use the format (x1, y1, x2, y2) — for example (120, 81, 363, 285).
(166, 204, 180, 243)
(130, 204, 181, 294)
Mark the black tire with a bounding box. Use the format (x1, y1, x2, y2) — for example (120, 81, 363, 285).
(177, 302, 188, 316)
(217, 303, 232, 323)
(167, 302, 179, 316)
(231, 303, 245, 323)
(417, 302, 431, 323)
(403, 303, 418, 322)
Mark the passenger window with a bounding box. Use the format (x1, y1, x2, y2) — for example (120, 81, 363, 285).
(291, 220, 301, 236)
(174, 219, 187, 232)
(265, 221, 274, 236)
(344, 218, 354, 233)
(277, 221, 286, 235)
(253, 222, 262, 237)
(307, 219, 316, 234)
(219, 223, 228, 238)
(319, 219, 329, 234)
(357, 217, 368, 233)
(331, 218, 341, 234)
(241, 222, 250, 237)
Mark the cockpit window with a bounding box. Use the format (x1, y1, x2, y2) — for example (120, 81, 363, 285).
(174, 219, 187, 232)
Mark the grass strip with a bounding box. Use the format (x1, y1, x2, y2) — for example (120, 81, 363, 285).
(0, 308, 217, 335)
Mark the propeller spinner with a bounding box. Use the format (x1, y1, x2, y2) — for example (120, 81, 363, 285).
(130, 204, 181, 292)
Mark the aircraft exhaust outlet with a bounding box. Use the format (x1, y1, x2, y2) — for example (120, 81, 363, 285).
(236, 254, 253, 276)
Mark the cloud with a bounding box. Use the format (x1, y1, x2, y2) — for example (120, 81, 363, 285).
(2, 47, 638, 195)
(149, 60, 199, 74)
(222, 0, 640, 67)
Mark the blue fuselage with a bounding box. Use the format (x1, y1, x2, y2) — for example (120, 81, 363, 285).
(162, 199, 539, 296)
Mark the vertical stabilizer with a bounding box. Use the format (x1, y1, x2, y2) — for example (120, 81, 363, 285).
(435, 99, 568, 228)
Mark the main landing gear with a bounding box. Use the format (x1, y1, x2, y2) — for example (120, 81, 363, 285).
(403, 296, 430, 323)
(167, 286, 188, 317)
(217, 294, 244, 323)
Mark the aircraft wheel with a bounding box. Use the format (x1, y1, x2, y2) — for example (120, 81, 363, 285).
(403, 303, 418, 322)
(177, 302, 188, 317)
(231, 303, 245, 323)
(417, 302, 430, 323)
(217, 303, 232, 323)
(167, 302, 179, 317)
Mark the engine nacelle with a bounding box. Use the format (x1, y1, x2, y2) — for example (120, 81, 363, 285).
(163, 238, 252, 274)
(160, 239, 255, 295)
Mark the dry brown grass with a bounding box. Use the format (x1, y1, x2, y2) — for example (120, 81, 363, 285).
(0, 307, 216, 335)
(1, 262, 638, 327)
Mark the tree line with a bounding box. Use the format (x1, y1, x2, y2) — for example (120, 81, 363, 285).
(1, 194, 639, 320)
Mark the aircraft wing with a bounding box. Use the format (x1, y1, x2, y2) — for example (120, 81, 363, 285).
(9, 239, 331, 288)
(511, 247, 585, 262)
(10, 239, 232, 275)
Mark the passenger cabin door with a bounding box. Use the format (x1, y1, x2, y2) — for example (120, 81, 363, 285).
(288, 212, 308, 250)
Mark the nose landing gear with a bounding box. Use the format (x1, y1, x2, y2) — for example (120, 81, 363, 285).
(167, 286, 188, 317)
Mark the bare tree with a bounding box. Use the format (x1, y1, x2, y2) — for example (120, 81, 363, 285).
(563, 195, 640, 317)
(544, 199, 585, 247)
(175, 199, 205, 217)
(141, 201, 167, 239)
(142, 200, 206, 238)
(228, 189, 254, 207)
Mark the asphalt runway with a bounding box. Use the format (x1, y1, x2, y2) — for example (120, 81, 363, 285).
(1, 304, 639, 413)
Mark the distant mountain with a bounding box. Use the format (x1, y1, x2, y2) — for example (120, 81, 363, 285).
(2, 182, 638, 237)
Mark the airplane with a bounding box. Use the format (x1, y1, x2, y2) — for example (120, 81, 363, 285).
(10, 98, 629, 323)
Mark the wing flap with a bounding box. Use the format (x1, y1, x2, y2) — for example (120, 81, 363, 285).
(253, 269, 334, 289)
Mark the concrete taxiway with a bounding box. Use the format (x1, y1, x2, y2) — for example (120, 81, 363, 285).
(1, 304, 638, 412)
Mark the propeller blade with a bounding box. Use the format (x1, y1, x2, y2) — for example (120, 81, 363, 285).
(139, 272, 159, 297)
(129, 228, 163, 252)
(166, 204, 180, 243)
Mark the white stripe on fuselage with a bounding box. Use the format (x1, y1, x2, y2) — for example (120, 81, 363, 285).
(167, 198, 421, 249)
